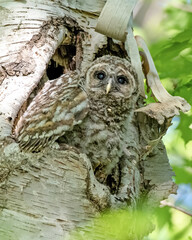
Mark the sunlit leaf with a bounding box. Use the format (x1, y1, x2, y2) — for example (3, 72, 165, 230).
(70, 208, 153, 240)
(177, 112, 192, 144)
(154, 206, 172, 228)
(173, 166, 192, 186)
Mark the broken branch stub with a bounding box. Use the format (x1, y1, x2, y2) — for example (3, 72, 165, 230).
(135, 35, 191, 123)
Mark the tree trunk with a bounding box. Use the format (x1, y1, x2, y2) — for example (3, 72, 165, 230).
(0, 1, 188, 239)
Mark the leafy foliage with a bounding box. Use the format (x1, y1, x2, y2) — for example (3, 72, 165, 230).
(147, 207, 192, 240)
(70, 208, 153, 240)
(150, 3, 192, 182)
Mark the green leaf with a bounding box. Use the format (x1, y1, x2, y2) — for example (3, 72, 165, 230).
(172, 223, 192, 240)
(177, 112, 192, 144)
(70, 208, 153, 240)
(174, 86, 192, 105)
(172, 29, 192, 43)
(154, 206, 172, 228)
(172, 166, 192, 186)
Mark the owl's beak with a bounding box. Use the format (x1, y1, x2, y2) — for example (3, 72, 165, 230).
(106, 79, 112, 94)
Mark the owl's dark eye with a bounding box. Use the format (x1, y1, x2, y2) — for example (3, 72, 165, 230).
(117, 75, 128, 85)
(95, 71, 106, 80)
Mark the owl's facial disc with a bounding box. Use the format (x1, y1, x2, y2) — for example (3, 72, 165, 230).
(93, 69, 114, 94)
(85, 63, 109, 91)
(106, 75, 129, 94)
(85, 60, 136, 98)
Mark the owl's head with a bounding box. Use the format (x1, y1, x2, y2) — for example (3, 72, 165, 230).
(84, 55, 138, 99)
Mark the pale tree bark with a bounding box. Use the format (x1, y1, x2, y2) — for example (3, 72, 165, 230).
(0, 1, 190, 239)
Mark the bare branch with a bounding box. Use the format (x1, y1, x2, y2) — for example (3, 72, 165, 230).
(161, 200, 192, 217)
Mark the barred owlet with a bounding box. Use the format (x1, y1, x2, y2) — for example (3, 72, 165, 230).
(15, 55, 139, 183)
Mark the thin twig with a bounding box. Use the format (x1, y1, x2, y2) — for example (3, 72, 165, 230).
(160, 200, 192, 217)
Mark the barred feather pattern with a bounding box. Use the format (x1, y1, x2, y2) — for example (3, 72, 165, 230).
(15, 55, 140, 187)
(15, 54, 139, 172)
(62, 55, 139, 184)
(15, 71, 89, 152)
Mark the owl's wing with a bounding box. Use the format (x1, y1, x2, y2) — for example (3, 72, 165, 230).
(15, 71, 88, 152)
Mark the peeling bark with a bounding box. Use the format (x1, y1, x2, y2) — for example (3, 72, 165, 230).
(0, 146, 110, 239)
